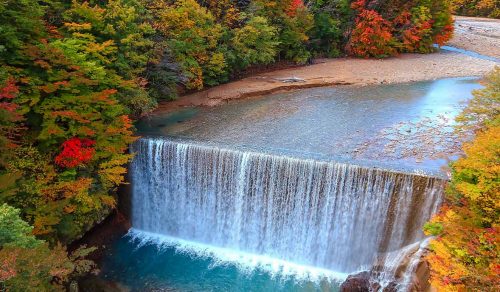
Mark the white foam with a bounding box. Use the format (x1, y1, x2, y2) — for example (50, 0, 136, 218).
(126, 228, 350, 283)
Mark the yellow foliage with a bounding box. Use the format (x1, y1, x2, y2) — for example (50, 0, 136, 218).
(425, 68, 500, 290)
(63, 22, 92, 31)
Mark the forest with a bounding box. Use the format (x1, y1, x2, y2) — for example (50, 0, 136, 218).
(0, 0, 497, 291)
(424, 68, 500, 291)
(447, 0, 499, 18)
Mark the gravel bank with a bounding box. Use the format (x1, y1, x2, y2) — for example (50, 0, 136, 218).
(449, 16, 500, 59)
(154, 17, 499, 114)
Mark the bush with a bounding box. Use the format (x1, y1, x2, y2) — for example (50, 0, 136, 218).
(448, 0, 500, 18)
(347, 8, 397, 58)
(309, 12, 343, 57)
(425, 68, 500, 291)
(230, 16, 279, 69)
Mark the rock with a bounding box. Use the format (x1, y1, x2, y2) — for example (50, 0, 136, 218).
(78, 275, 130, 292)
(382, 282, 398, 292)
(274, 76, 306, 83)
(341, 271, 371, 292)
(69, 281, 79, 292)
(411, 259, 432, 292)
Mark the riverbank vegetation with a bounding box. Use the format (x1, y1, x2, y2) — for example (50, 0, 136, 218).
(0, 0, 455, 290)
(425, 67, 500, 291)
(447, 0, 500, 18)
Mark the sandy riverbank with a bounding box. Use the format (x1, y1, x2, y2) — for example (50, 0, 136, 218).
(154, 16, 499, 114)
(449, 16, 500, 59)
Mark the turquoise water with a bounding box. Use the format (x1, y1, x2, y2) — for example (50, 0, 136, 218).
(100, 230, 343, 291)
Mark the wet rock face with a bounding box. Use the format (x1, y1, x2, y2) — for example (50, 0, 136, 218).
(341, 258, 432, 292)
(340, 275, 399, 292)
(412, 260, 432, 292)
(340, 272, 371, 292)
(382, 282, 398, 292)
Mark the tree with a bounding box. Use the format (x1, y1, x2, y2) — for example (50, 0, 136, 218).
(0, 0, 135, 243)
(59, 0, 157, 117)
(0, 243, 96, 292)
(0, 204, 40, 248)
(0, 0, 45, 64)
(252, 0, 314, 64)
(424, 68, 500, 291)
(0, 77, 21, 168)
(309, 12, 343, 57)
(150, 0, 227, 89)
(0, 203, 96, 291)
(347, 1, 396, 58)
(199, 0, 242, 28)
(346, 0, 453, 57)
(447, 0, 500, 18)
(230, 16, 279, 69)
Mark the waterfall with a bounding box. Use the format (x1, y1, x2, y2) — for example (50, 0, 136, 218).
(130, 137, 444, 277)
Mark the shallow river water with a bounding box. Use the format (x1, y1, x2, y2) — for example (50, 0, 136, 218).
(136, 77, 481, 176)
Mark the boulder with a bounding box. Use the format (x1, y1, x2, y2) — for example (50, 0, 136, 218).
(340, 271, 371, 292)
(382, 282, 398, 292)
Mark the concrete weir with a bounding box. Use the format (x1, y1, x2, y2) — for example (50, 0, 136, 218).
(130, 137, 445, 290)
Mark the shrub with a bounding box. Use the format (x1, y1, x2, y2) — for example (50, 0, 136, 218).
(448, 0, 500, 18)
(347, 7, 396, 58)
(309, 12, 343, 57)
(425, 68, 500, 291)
(230, 16, 280, 69)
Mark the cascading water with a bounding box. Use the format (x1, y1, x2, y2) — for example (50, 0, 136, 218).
(130, 137, 445, 286)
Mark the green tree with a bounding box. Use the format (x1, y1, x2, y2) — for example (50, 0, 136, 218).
(60, 0, 157, 117)
(230, 16, 279, 70)
(252, 0, 314, 64)
(309, 12, 342, 57)
(150, 0, 227, 89)
(0, 204, 41, 248)
(0, 0, 45, 64)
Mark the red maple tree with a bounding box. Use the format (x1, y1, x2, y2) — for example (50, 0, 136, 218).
(55, 137, 96, 168)
(286, 0, 304, 17)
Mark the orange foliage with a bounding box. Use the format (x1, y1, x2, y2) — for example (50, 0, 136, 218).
(425, 69, 500, 291)
(0, 252, 17, 282)
(434, 24, 454, 47)
(286, 0, 305, 17)
(0, 78, 19, 99)
(347, 7, 395, 58)
(348, 0, 453, 56)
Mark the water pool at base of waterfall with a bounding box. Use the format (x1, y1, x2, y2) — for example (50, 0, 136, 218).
(99, 229, 344, 292)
